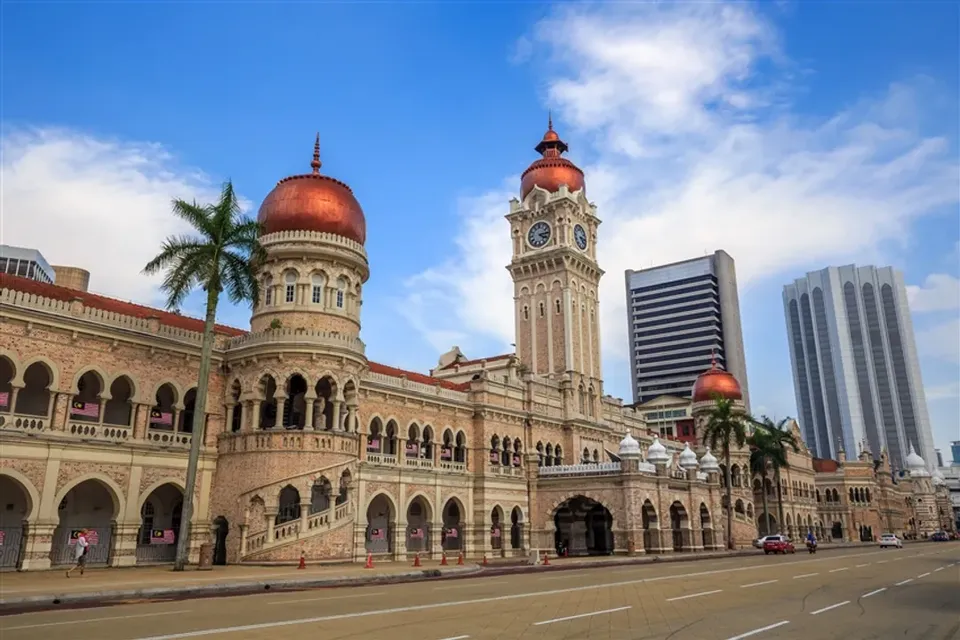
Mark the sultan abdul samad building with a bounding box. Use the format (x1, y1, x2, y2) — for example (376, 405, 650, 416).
(0, 124, 953, 571)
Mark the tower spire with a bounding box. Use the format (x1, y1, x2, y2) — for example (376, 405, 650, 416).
(548, 110, 553, 131)
(311, 132, 321, 174)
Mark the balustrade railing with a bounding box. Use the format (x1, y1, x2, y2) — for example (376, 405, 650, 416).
(539, 462, 622, 477)
(68, 421, 131, 443)
(147, 428, 192, 447)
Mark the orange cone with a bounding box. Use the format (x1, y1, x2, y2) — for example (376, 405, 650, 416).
(364, 553, 374, 569)
(482, 554, 488, 566)
(542, 552, 550, 565)
(457, 552, 464, 566)
(298, 551, 306, 570)
(440, 552, 448, 566)
(413, 553, 421, 567)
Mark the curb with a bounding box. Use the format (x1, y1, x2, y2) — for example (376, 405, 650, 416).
(0, 566, 480, 615)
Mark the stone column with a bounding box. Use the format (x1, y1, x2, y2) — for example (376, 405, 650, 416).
(19, 521, 56, 571)
(250, 401, 262, 431)
(346, 404, 358, 433)
(51, 392, 70, 431)
(332, 399, 342, 431)
(133, 403, 150, 439)
(430, 523, 442, 560)
(97, 397, 108, 425)
(303, 397, 316, 431)
(110, 521, 139, 567)
(275, 394, 287, 429)
(299, 500, 312, 534)
(266, 511, 278, 544)
(224, 404, 235, 433)
(239, 523, 249, 557)
(6, 384, 21, 415)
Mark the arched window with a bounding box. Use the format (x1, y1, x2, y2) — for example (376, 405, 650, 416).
(263, 275, 273, 306)
(336, 277, 347, 309)
(523, 306, 529, 321)
(284, 271, 297, 303)
(555, 299, 561, 314)
(311, 273, 325, 305)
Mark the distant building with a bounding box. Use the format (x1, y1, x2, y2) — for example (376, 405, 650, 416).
(0, 245, 54, 284)
(782, 265, 935, 471)
(936, 449, 944, 468)
(624, 250, 749, 409)
(633, 394, 695, 442)
(951, 441, 960, 466)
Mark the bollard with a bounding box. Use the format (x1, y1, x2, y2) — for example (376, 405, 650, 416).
(365, 553, 374, 569)
(413, 553, 421, 567)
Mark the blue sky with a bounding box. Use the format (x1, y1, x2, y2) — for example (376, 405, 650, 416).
(3, 1, 958, 456)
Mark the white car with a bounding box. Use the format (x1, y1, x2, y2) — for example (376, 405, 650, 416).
(753, 534, 787, 549)
(878, 533, 903, 549)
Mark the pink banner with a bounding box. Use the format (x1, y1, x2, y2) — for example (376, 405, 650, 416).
(150, 409, 173, 425)
(71, 400, 99, 418)
(0, 391, 8, 408)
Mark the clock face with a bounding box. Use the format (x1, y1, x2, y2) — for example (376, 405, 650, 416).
(574, 224, 588, 250)
(527, 221, 551, 248)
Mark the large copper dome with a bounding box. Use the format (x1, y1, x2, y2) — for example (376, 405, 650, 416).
(692, 356, 743, 403)
(520, 116, 585, 200)
(257, 135, 366, 244)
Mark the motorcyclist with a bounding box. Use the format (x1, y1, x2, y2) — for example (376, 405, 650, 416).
(806, 531, 817, 547)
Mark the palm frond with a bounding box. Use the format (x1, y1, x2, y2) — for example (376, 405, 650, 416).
(170, 199, 216, 240)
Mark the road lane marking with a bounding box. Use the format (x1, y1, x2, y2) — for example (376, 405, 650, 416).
(829, 567, 849, 573)
(438, 636, 470, 640)
(726, 621, 790, 639)
(918, 572, 930, 578)
(666, 589, 722, 602)
(876, 560, 888, 564)
(855, 564, 870, 568)
(533, 605, 631, 626)
(862, 588, 886, 598)
(741, 580, 778, 588)
(934, 567, 944, 572)
(434, 581, 507, 590)
(811, 601, 850, 615)
(268, 591, 386, 605)
(895, 578, 913, 586)
(123, 550, 927, 640)
(4, 610, 191, 630)
(793, 573, 818, 579)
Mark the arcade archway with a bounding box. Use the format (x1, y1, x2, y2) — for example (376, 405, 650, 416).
(669, 501, 689, 552)
(136, 483, 183, 563)
(553, 496, 614, 556)
(51, 478, 120, 566)
(365, 494, 395, 555)
(0, 474, 33, 569)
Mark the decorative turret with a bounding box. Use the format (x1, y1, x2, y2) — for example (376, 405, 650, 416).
(646, 435, 670, 466)
(618, 430, 641, 458)
(678, 442, 699, 470)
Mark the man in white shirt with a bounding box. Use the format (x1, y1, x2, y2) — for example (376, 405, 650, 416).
(65, 529, 90, 577)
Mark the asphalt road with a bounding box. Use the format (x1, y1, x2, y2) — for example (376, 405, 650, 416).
(2, 544, 957, 640)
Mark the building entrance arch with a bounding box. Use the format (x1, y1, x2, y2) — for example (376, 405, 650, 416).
(213, 516, 229, 565)
(136, 482, 183, 564)
(441, 498, 464, 552)
(365, 494, 395, 555)
(669, 501, 689, 552)
(406, 496, 432, 553)
(553, 495, 614, 557)
(51, 478, 120, 566)
(0, 474, 33, 569)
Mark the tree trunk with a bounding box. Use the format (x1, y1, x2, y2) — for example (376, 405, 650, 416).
(724, 448, 734, 550)
(174, 286, 220, 571)
(761, 461, 771, 536)
(774, 466, 786, 537)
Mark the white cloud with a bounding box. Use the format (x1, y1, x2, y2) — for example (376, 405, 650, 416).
(916, 317, 960, 365)
(926, 380, 960, 402)
(1, 127, 245, 306)
(907, 273, 960, 312)
(401, 2, 959, 389)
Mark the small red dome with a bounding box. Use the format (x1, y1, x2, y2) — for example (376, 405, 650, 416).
(257, 134, 366, 244)
(692, 357, 743, 403)
(520, 116, 585, 200)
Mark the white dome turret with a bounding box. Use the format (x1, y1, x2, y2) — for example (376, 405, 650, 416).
(905, 443, 929, 476)
(699, 447, 720, 473)
(932, 469, 946, 486)
(646, 435, 669, 465)
(678, 442, 699, 470)
(618, 431, 641, 458)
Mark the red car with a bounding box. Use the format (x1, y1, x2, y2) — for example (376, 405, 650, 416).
(763, 538, 796, 554)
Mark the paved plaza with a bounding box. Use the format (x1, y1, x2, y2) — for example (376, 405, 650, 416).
(1, 543, 957, 640)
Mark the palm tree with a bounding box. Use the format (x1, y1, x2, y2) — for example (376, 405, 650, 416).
(700, 396, 754, 550)
(753, 417, 799, 536)
(143, 181, 264, 571)
(748, 427, 775, 537)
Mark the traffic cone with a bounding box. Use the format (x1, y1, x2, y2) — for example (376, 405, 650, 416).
(440, 552, 448, 566)
(413, 553, 421, 567)
(298, 551, 306, 570)
(364, 553, 374, 569)
(542, 552, 550, 565)
(457, 552, 464, 566)
(482, 554, 488, 566)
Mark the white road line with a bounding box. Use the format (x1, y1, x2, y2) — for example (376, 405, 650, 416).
(666, 589, 722, 602)
(434, 580, 507, 590)
(726, 621, 790, 639)
(829, 567, 849, 573)
(918, 572, 930, 578)
(855, 564, 870, 568)
(793, 573, 818, 579)
(437, 636, 470, 640)
(895, 578, 914, 586)
(741, 580, 778, 588)
(934, 567, 944, 572)
(811, 601, 850, 615)
(4, 610, 191, 631)
(533, 605, 631, 626)
(876, 560, 888, 564)
(268, 591, 386, 605)
(862, 588, 886, 599)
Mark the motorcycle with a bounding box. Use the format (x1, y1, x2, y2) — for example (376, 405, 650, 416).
(806, 540, 817, 554)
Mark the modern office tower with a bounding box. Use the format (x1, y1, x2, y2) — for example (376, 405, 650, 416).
(951, 441, 960, 466)
(624, 250, 749, 409)
(782, 265, 935, 470)
(0, 245, 55, 284)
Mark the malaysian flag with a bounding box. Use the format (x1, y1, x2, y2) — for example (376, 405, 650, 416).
(0, 391, 8, 408)
(446, 527, 459, 538)
(150, 409, 173, 425)
(367, 438, 380, 450)
(150, 529, 175, 544)
(71, 401, 99, 418)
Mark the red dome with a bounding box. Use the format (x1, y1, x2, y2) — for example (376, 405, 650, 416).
(692, 357, 743, 403)
(520, 117, 585, 200)
(257, 135, 366, 244)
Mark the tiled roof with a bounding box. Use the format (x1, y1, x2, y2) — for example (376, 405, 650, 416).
(437, 353, 513, 370)
(1, 274, 247, 336)
(812, 458, 840, 473)
(368, 361, 470, 392)
(2, 273, 470, 391)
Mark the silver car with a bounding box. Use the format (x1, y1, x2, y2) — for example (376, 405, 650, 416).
(878, 533, 903, 549)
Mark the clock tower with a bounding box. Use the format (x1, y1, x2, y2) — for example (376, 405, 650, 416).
(506, 118, 604, 406)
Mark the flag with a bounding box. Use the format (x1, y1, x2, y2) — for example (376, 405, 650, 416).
(0, 391, 8, 408)
(71, 400, 99, 418)
(150, 529, 175, 544)
(150, 409, 173, 425)
(367, 438, 380, 449)
(440, 447, 453, 460)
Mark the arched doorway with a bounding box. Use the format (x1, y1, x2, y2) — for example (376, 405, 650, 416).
(51, 479, 119, 566)
(699, 503, 715, 549)
(406, 497, 432, 554)
(553, 496, 614, 556)
(831, 521, 843, 540)
(757, 513, 777, 537)
(136, 483, 184, 563)
(441, 498, 464, 552)
(641, 500, 659, 553)
(669, 501, 689, 552)
(510, 507, 523, 550)
(365, 494, 394, 555)
(0, 474, 32, 569)
(490, 506, 504, 553)
(212, 516, 229, 565)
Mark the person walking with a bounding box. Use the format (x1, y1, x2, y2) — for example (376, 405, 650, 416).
(66, 529, 90, 577)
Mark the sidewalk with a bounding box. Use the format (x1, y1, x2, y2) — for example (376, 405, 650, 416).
(0, 541, 877, 614)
